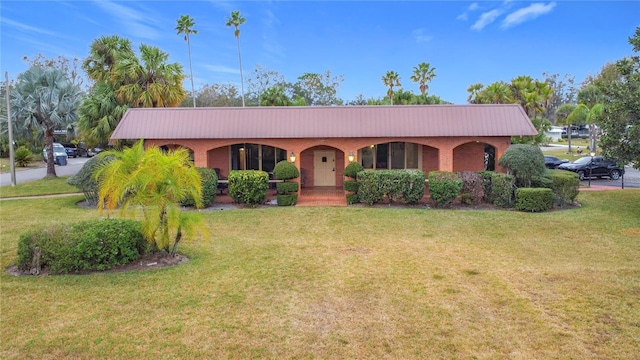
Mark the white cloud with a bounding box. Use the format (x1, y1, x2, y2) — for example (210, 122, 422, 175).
(91, 0, 160, 40)
(261, 9, 285, 61)
(0, 17, 60, 37)
(471, 9, 503, 31)
(201, 64, 240, 75)
(412, 28, 432, 43)
(456, 2, 479, 21)
(501, 2, 556, 29)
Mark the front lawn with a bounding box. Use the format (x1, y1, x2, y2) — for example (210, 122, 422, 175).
(1, 191, 639, 359)
(0, 176, 80, 198)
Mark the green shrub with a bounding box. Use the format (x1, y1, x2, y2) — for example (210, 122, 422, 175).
(478, 171, 494, 202)
(14, 146, 33, 167)
(346, 193, 359, 205)
(491, 173, 515, 208)
(428, 171, 462, 207)
(344, 180, 358, 193)
(459, 171, 485, 205)
(273, 160, 299, 180)
(548, 169, 580, 207)
(344, 162, 364, 179)
(68, 155, 113, 206)
(276, 181, 299, 194)
(357, 170, 425, 205)
(515, 188, 554, 212)
(276, 194, 298, 206)
(531, 174, 553, 189)
(17, 219, 146, 274)
(228, 170, 269, 206)
(181, 167, 217, 207)
(498, 144, 546, 188)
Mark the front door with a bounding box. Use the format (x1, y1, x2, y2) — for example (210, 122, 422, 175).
(313, 150, 336, 186)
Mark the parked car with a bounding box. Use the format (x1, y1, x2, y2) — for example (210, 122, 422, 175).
(557, 156, 624, 180)
(76, 142, 95, 157)
(60, 143, 78, 158)
(42, 143, 69, 165)
(544, 155, 569, 169)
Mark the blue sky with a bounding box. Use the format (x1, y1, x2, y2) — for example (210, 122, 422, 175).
(1, 1, 638, 104)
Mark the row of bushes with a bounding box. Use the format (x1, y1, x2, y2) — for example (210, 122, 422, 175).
(427, 169, 579, 211)
(17, 219, 147, 274)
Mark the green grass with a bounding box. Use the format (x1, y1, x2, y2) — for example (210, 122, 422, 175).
(0, 176, 80, 198)
(1, 191, 639, 359)
(0, 157, 45, 174)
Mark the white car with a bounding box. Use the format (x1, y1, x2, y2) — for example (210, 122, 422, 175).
(43, 143, 68, 165)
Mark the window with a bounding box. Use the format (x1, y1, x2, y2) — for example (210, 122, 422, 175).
(231, 144, 287, 172)
(359, 142, 421, 170)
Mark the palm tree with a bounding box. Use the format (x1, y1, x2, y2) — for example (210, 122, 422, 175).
(260, 86, 292, 106)
(410, 62, 436, 95)
(114, 44, 186, 107)
(95, 140, 204, 255)
(466, 83, 484, 103)
(77, 81, 129, 146)
(381, 70, 401, 105)
(176, 15, 198, 108)
(226, 10, 246, 107)
(479, 82, 513, 104)
(82, 35, 135, 83)
(556, 103, 578, 153)
(11, 66, 82, 177)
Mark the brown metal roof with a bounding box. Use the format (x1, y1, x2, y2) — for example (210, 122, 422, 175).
(110, 104, 538, 140)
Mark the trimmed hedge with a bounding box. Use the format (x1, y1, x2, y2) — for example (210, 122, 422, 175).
(428, 171, 462, 207)
(515, 188, 554, 212)
(276, 181, 299, 194)
(548, 169, 580, 207)
(358, 169, 425, 205)
(498, 144, 546, 188)
(459, 171, 485, 205)
(344, 180, 358, 193)
(344, 162, 364, 179)
(478, 171, 494, 203)
(17, 219, 146, 274)
(277, 194, 298, 206)
(490, 172, 515, 208)
(346, 193, 359, 205)
(181, 167, 217, 207)
(228, 170, 269, 206)
(273, 160, 300, 180)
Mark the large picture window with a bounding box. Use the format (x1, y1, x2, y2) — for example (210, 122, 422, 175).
(231, 144, 287, 172)
(359, 142, 421, 170)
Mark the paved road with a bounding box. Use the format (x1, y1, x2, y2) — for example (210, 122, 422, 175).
(0, 157, 90, 187)
(579, 165, 640, 189)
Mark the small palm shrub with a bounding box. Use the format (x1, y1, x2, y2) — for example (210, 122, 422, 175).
(14, 146, 33, 167)
(17, 219, 146, 274)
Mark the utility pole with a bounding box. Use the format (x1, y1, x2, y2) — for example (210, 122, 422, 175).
(5, 72, 16, 186)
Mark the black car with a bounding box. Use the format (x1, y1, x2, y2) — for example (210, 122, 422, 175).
(60, 143, 77, 158)
(557, 156, 625, 180)
(544, 155, 569, 169)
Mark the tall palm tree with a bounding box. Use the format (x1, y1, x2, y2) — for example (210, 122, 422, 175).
(381, 70, 401, 105)
(11, 66, 82, 177)
(114, 44, 186, 107)
(466, 83, 484, 103)
(410, 62, 437, 95)
(176, 15, 198, 108)
(82, 35, 135, 83)
(226, 10, 246, 107)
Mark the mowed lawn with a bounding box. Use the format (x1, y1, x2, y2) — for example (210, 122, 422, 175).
(1, 191, 639, 359)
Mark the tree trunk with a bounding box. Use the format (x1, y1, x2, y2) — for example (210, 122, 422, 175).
(171, 226, 183, 256)
(45, 128, 57, 178)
